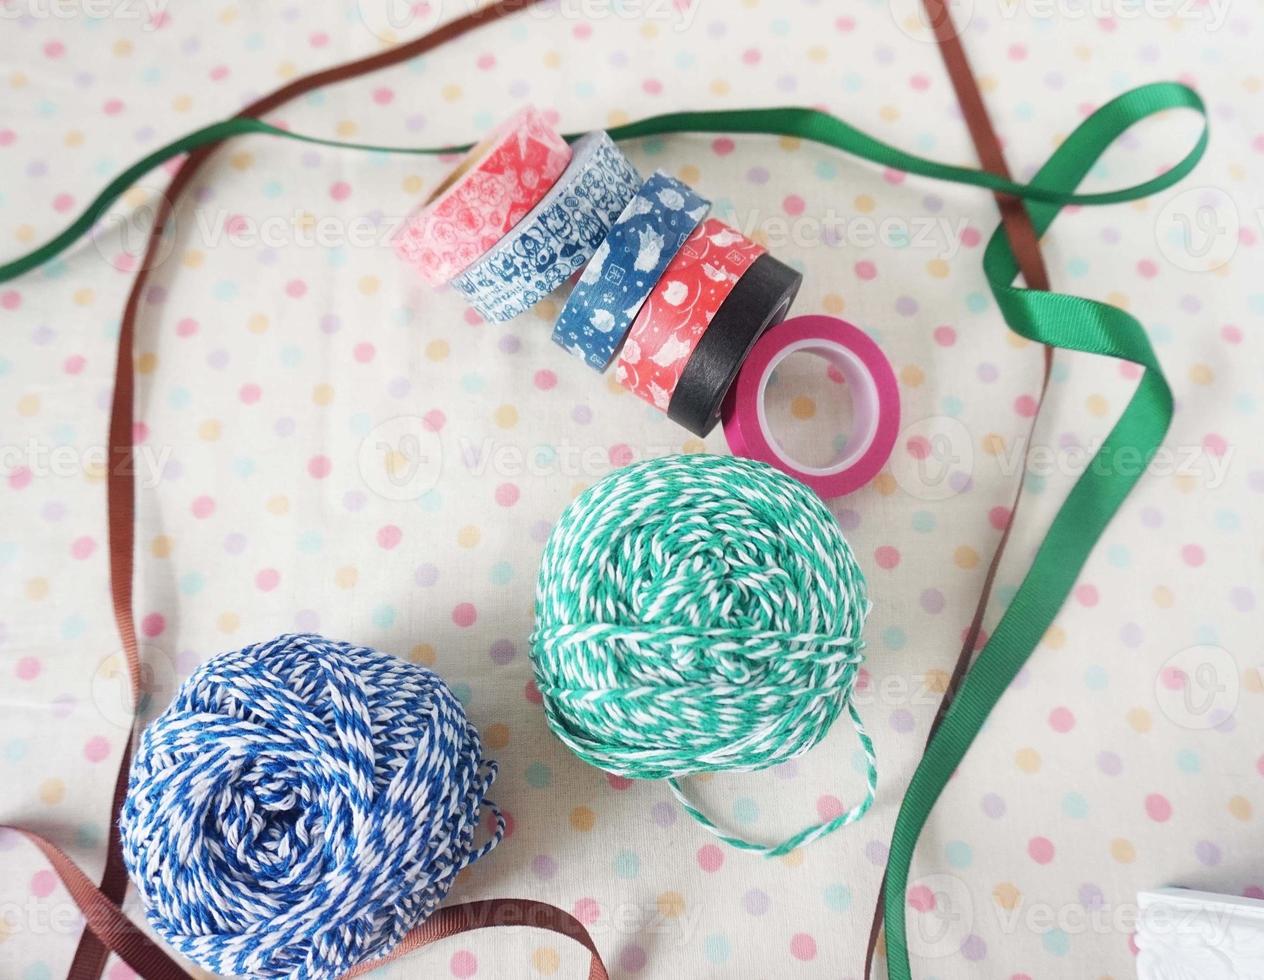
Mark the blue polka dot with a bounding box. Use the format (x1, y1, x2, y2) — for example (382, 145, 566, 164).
(298, 530, 323, 553)
(1042, 927, 1071, 956)
(212, 280, 238, 301)
(912, 511, 937, 532)
(965, 292, 989, 313)
(450, 682, 472, 706)
(525, 762, 551, 788)
(61, 615, 86, 640)
(372, 604, 396, 629)
(614, 850, 639, 878)
(179, 572, 204, 596)
(1176, 749, 1200, 774)
(1084, 665, 1108, 690)
(945, 840, 973, 868)
(883, 626, 907, 650)
(824, 884, 852, 911)
(1062, 792, 1089, 819)
(733, 797, 759, 825)
(490, 561, 513, 585)
(24, 963, 52, 980)
(704, 934, 730, 964)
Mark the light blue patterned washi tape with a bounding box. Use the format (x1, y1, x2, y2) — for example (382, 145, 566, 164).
(551, 170, 710, 371)
(450, 132, 641, 322)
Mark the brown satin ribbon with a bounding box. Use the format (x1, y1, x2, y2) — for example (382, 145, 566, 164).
(863, 0, 1054, 976)
(3, 3, 607, 979)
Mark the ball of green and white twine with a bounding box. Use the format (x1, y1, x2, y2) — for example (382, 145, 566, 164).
(529, 453, 876, 856)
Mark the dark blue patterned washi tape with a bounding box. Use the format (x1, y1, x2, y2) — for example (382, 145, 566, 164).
(551, 170, 710, 371)
(450, 132, 641, 322)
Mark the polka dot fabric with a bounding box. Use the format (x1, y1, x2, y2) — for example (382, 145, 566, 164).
(1, 3, 1261, 979)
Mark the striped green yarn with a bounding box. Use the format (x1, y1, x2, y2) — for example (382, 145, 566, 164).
(529, 454, 876, 856)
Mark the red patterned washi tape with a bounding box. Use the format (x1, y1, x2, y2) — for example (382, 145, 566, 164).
(393, 106, 571, 286)
(614, 218, 765, 411)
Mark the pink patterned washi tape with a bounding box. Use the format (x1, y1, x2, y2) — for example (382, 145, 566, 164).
(393, 106, 571, 286)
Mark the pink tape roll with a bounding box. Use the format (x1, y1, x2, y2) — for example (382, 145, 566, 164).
(721, 314, 900, 498)
(393, 106, 571, 286)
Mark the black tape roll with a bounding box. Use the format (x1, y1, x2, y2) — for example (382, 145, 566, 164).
(666, 252, 802, 437)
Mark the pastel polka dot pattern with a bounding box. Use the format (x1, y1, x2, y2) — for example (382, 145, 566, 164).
(1, 4, 1260, 980)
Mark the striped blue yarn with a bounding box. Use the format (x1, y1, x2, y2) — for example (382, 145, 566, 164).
(119, 633, 503, 980)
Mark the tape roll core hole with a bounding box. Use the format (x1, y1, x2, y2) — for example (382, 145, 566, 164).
(756, 340, 880, 477)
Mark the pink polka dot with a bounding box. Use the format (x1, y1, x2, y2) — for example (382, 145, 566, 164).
(354, 342, 375, 363)
(697, 844, 724, 872)
(141, 613, 165, 638)
(1257, 754, 1264, 777)
(572, 22, 592, 39)
(285, 279, 307, 298)
(907, 884, 936, 912)
(423, 409, 446, 432)
(1137, 259, 1158, 278)
(256, 568, 280, 592)
(1204, 433, 1227, 456)
(816, 795, 844, 821)
(16, 657, 41, 681)
(989, 506, 1011, 531)
(30, 870, 56, 898)
(209, 65, 229, 81)
(494, 483, 520, 507)
(463, 308, 484, 325)
(1008, 43, 1028, 60)
(53, 192, 74, 212)
(176, 317, 198, 337)
(103, 98, 125, 115)
(476, 53, 496, 70)
(524, 679, 543, 705)
(573, 897, 600, 924)
(191, 495, 215, 518)
(310, 31, 329, 47)
(790, 933, 817, 961)
(712, 137, 735, 156)
(71, 536, 96, 560)
(377, 525, 402, 550)
(874, 546, 900, 570)
(133, 421, 149, 444)
(9, 466, 32, 490)
(1028, 836, 1055, 864)
(1145, 793, 1172, 822)
(906, 435, 931, 461)
(449, 950, 477, 978)
(742, 48, 761, 65)
(0, 289, 21, 310)
(933, 325, 956, 346)
(910, 73, 930, 92)
(961, 227, 982, 248)
(1074, 584, 1099, 606)
(783, 194, 805, 216)
(855, 260, 877, 280)
(372, 86, 395, 104)
(330, 181, 351, 201)
(453, 602, 477, 627)
(308, 455, 331, 479)
(1222, 325, 1242, 344)
(882, 169, 906, 186)
(642, 78, 662, 95)
(84, 736, 111, 763)
(1014, 394, 1039, 417)
(0, 129, 13, 147)
(64, 355, 86, 374)
(605, 774, 632, 791)
(1181, 544, 1205, 567)
(609, 444, 634, 467)
(1048, 707, 1075, 733)
(1160, 666, 1187, 691)
(239, 383, 262, 405)
(534, 369, 557, 390)
(106, 964, 138, 980)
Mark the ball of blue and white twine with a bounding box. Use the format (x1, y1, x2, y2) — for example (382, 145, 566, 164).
(119, 633, 503, 980)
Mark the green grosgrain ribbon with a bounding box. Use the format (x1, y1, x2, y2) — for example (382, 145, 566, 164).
(0, 83, 1206, 979)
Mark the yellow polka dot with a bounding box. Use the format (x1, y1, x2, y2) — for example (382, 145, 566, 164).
(485, 723, 510, 751)
(678, 164, 701, 185)
(926, 259, 950, 278)
(218, 5, 238, 23)
(358, 276, 380, 296)
(657, 891, 685, 919)
(426, 339, 450, 361)
(1086, 394, 1109, 417)
(954, 546, 979, 570)
(84, 457, 106, 482)
(790, 396, 816, 420)
(778, 136, 801, 152)
(532, 947, 560, 975)
(494, 404, 519, 429)
(442, 83, 463, 100)
(182, 250, 204, 269)
(410, 644, 436, 666)
(151, 535, 173, 559)
(1243, 668, 1263, 694)
(981, 433, 1006, 456)
(534, 300, 559, 322)
(1229, 795, 1252, 821)
(214, 611, 240, 634)
(198, 419, 221, 441)
(16, 224, 35, 244)
(136, 352, 158, 374)
(313, 383, 335, 406)
(457, 525, 481, 548)
(1189, 363, 1213, 385)
(0, 917, 11, 943)
(113, 39, 132, 56)
(569, 806, 596, 832)
(335, 566, 358, 589)
(808, 45, 829, 63)
(39, 778, 65, 805)
(1015, 747, 1041, 773)
(709, 79, 730, 97)
(402, 174, 424, 195)
(681, 438, 706, 454)
(228, 152, 253, 171)
(336, 120, 358, 138)
(853, 194, 875, 214)
(879, 105, 900, 123)
(65, 130, 84, 148)
(978, 75, 998, 94)
(607, 109, 630, 128)
(17, 393, 39, 417)
(872, 471, 897, 496)
(900, 365, 925, 387)
(780, 848, 805, 869)
(1005, 332, 1031, 349)
(248, 313, 269, 334)
(278, 61, 298, 80)
(640, 22, 659, 39)
(73, 288, 94, 306)
(1110, 838, 1136, 863)
(1153, 585, 1174, 609)
(1107, 291, 1129, 309)
(173, 95, 192, 112)
(993, 882, 1021, 910)
(822, 292, 845, 314)
(1044, 625, 1066, 649)
(26, 578, 49, 601)
(924, 669, 948, 694)
(10, 71, 28, 89)
(266, 495, 290, 516)
(1126, 707, 1152, 733)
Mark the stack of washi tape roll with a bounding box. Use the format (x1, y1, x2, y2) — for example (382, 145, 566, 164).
(394, 106, 898, 495)
(393, 106, 802, 437)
